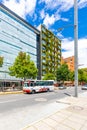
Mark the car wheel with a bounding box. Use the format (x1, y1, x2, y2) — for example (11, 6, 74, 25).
(32, 90, 35, 94)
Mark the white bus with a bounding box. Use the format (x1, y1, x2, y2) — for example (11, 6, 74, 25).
(23, 80, 54, 94)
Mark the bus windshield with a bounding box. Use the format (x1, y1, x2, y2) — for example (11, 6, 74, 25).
(24, 83, 29, 87)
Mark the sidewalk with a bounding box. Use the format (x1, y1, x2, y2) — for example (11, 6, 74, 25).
(23, 92, 87, 130)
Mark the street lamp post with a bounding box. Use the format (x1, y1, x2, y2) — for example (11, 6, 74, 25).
(57, 0, 78, 97)
(74, 0, 78, 97)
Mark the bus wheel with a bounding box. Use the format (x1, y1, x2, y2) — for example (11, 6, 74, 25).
(47, 88, 50, 92)
(32, 90, 35, 94)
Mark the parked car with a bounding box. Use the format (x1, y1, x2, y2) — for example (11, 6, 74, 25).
(81, 85, 87, 90)
(58, 86, 66, 90)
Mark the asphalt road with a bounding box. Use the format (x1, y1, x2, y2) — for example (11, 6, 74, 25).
(0, 86, 85, 113)
(0, 86, 85, 130)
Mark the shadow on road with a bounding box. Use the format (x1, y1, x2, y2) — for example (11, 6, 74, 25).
(64, 93, 72, 96)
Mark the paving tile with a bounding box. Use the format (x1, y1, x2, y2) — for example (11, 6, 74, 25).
(34, 121, 54, 130)
(83, 103, 87, 106)
(56, 111, 70, 118)
(76, 102, 86, 106)
(54, 124, 74, 130)
(83, 121, 87, 126)
(24, 126, 36, 130)
(59, 109, 72, 116)
(62, 119, 82, 130)
(68, 114, 86, 124)
(42, 117, 58, 128)
(72, 113, 87, 120)
(50, 114, 66, 123)
(80, 126, 87, 130)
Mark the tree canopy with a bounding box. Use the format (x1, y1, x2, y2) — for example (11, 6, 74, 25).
(69, 71, 74, 81)
(78, 68, 87, 83)
(56, 64, 70, 82)
(9, 51, 38, 80)
(43, 73, 55, 80)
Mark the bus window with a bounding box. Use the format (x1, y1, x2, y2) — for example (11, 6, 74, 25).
(41, 81, 44, 86)
(35, 81, 39, 86)
(30, 82, 34, 87)
(50, 81, 53, 85)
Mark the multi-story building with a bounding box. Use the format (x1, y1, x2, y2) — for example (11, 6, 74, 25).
(0, 4, 41, 80)
(61, 56, 74, 71)
(0, 4, 61, 82)
(38, 25, 61, 78)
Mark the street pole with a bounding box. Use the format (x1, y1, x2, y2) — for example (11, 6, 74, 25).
(74, 0, 78, 97)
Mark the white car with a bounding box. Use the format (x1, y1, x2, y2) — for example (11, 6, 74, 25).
(81, 85, 87, 90)
(58, 86, 66, 90)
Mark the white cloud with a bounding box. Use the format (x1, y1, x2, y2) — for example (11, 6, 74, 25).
(43, 13, 69, 28)
(43, 13, 60, 28)
(39, 0, 87, 11)
(39, 0, 74, 12)
(62, 37, 87, 68)
(25, 0, 37, 16)
(57, 0, 74, 12)
(39, 0, 73, 27)
(39, 0, 51, 4)
(61, 18, 69, 22)
(57, 32, 64, 39)
(78, 0, 87, 8)
(40, 9, 45, 19)
(39, 0, 87, 28)
(3, 0, 37, 18)
(3, 0, 25, 18)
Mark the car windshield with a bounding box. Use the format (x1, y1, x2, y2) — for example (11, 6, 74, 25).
(84, 85, 87, 87)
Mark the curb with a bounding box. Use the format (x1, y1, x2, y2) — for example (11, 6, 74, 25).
(0, 91, 23, 95)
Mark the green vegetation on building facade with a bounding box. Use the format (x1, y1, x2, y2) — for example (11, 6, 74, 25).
(39, 25, 61, 78)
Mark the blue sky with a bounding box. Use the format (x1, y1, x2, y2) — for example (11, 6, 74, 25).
(0, 0, 87, 68)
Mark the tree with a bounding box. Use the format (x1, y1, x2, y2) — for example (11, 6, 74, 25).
(9, 51, 38, 80)
(0, 56, 4, 67)
(78, 68, 87, 84)
(56, 64, 70, 83)
(69, 71, 74, 81)
(43, 73, 55, 80)
(78, 69, 84, 83)
(83, 68, 87, 82)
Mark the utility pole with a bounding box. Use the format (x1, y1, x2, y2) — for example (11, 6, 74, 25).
(58, 0, 78, 97)
(74, 0, 78, 97)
